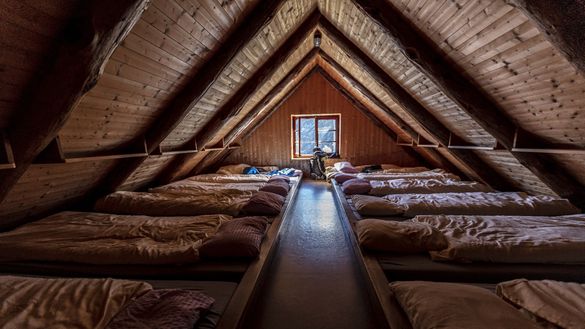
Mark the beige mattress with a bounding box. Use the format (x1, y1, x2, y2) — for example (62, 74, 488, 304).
(368, 178, 493, 196)
(95, 190, 251, 216)
(415, 214, 585, 263)
(0, 211, 231, 264)
(0, 275, 152, 329)
(382, 192, 580, 217)
(357, 169, 460, 181)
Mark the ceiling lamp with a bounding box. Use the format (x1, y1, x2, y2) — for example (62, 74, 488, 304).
(313, 30, 322, 48)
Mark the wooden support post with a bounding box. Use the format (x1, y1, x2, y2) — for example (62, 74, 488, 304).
(0, 0, 149, 203)
(88, 0, 287, 197)
(319, 17, 516, 191)
(506, 0, 585, 76)
(353, 0, 585, 207)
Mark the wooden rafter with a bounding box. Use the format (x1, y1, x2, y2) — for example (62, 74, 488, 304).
(316, 53, 463, 177)
(506, 0, 585, 76)
(319, 17, 516, 191)
(88, 0, 288, 197)
(353, 0, 585, 207)
(316, 67, 436, 170)
(0, 0, 150, 203)
(156, 49, 321, 184)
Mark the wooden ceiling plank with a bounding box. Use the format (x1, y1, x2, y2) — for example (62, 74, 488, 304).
(353, 0, 585, 207)
(87, 0, 287, 197)
(317, 51, 463, 177)
(0, 0, 150, 204)
(319, 15, 516, 191)
(156, 47, 321, 184)
(505, 0, 585, 76)
(316, 66, 436, 170)
(193, 67, 322, 177)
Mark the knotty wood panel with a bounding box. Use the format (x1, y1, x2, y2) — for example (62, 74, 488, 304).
(0, 0, 79, 127)
(223, 72, 422, 174)
(0, 161, 117, 226)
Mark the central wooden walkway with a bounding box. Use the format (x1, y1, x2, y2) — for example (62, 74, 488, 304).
(239, 180, 383, 329)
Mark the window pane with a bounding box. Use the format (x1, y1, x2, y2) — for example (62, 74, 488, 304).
(318, 119, 337, 154)
(300, 118, 315, 155)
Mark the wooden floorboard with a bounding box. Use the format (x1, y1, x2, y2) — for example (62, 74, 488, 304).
(238, 180, 386, 329)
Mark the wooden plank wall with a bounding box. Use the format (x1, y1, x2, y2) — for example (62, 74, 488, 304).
(223, 72, 423, 174)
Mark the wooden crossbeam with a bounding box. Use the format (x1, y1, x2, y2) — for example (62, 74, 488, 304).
(354, 0, 585, 207)
(157, 53, 321, 183)
(316, 52, 463, 176)
(319, 17, 516, 191)
(88, 0, 287, 197)
(506, 0, 585, 76)
(0, 0, 149, 204)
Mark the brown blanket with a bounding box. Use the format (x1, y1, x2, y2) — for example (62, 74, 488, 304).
(0, 211, 231, 264)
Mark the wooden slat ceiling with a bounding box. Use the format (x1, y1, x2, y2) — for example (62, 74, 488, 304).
(0, 0, 584, 223)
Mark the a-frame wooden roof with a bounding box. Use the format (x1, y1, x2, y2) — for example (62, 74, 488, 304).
(1, 0, 584, 225)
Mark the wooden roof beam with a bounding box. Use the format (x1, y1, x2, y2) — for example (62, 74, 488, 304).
(319, 17, 517, 191)
(506, 0, 585, 76)
(190, 67, 323, 177)
(156, 50, 321, 184)
(316, 52, 463, 177)
(353, 0, 585, 207)
(88, 0, 288, 197)
(316, 67, 436, 170)
(0, 0, 149, 204)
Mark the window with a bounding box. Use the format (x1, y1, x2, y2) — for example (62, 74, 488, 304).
(291, 114, 340, 158)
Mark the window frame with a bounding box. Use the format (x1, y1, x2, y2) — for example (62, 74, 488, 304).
(291, 113, 340, 159)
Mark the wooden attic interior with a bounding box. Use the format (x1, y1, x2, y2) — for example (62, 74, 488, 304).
(1, 0, 585, 327)
(2, 0, 585, 225)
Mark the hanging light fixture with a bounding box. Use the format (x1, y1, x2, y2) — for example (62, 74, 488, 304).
(313, 30, 322, 48)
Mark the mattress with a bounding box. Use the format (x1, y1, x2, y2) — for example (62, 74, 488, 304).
(377, 253, 585, 283)
(416, 214, 585, 263)
(368, 178, 493, 196)
(0, 211, 230, 265)
(95, 190, 251, 216)
(0, 275, 231, 329)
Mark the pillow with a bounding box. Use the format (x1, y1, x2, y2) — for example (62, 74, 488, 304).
(333, 161, 353, 171)
(259, 180, 290, 197)
(356, 219, 447, 252)
(268, 175, 290, 183)
(351, 195, 405, 216)
(216, 164, 250, 175)
(333, 173, 356, 184)
(339, 166, 359, 174)
(341, 178, 371, 195)
(199, 217, 269, 258)
(389, 281, 541, 329)
(240, 191, 285, 216)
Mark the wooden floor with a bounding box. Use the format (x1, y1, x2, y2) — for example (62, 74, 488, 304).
(239, 180, 382, 329)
